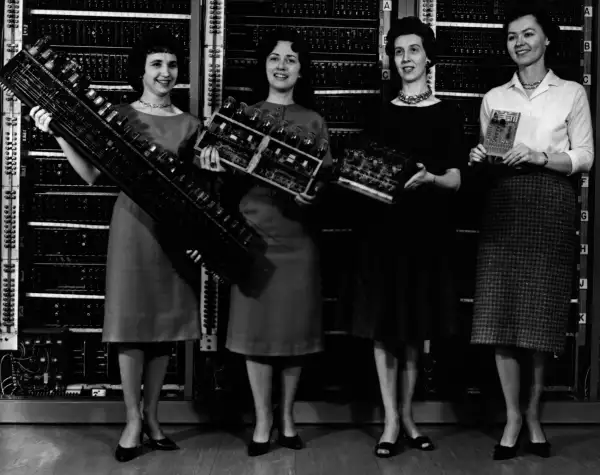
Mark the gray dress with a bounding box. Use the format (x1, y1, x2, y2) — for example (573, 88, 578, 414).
(103, 105, 202, 343)
(225, 101, 332, 356)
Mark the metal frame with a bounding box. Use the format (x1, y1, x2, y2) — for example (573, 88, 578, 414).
(589, 2, 600, 401)
(1, 0, 23, 353)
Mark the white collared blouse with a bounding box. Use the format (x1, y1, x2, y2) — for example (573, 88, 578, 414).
(480, 70, 594, 175)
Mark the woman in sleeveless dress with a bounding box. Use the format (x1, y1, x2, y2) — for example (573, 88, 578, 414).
(30, 28, 201, 462)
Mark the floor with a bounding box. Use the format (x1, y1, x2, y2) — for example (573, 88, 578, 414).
(1, 425, 599, 474)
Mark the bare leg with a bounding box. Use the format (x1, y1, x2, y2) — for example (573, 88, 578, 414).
(246, 358, 274, 443)
(142, 352, 170, 439)
(117, 347, 145, 448)
(525, 351, 547, 443)
(495, 346, 522, 446)
(400, 344, 421, 439)
(280, 364, 302, 437)
(373, 342, 400, 445)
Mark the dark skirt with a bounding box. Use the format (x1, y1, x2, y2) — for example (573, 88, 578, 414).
(471, 170, 577, 353)
(350, 212, 458, 349)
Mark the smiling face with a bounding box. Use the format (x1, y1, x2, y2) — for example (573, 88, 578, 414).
(393, 34, 428, 84)
(142, 52, 178, 97)
(265, 41, 301, 93)
(506, 14, 549, 68)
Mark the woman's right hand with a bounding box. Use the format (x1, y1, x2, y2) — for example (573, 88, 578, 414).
(469, 144, 487, 167)
(197, 146, 226, 172)
(30, 106, 54, 135)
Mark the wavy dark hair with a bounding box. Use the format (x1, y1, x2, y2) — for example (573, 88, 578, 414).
(385, 16, 437, 89)
(127, 27, 184, 93)
(249, 28, 315, 110)
(503, 3, 560, 61)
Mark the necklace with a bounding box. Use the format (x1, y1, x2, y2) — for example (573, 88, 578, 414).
(518, 71, 547, 90)
(138, 99, 172, 109)
(397, 86, 433, 105)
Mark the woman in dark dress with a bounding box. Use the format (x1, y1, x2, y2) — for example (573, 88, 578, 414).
(30, 29, 201, 462)
(197, 29, 332, 456)
(469, 6, 593, 460)
(350, 17, 464, 458)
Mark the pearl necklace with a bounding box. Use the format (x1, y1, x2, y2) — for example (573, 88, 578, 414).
(138, 99, 172, 109)
(397, 87, 433, 105)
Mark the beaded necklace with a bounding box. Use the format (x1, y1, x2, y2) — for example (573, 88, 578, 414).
(397, 86, 433, 105)
(518, 71, 548, 90)
(138, 99, 172, 109)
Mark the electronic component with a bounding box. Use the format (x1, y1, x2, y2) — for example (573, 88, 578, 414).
(483, 110, 520, 159)
(226, 0, 379, 19)
(29, 1, 190, 13)
(435, 0, 581, 26)
(226, 24, 378, 55)
(195, 96, 329, 197)
(335, 138, 418, 203)
(27, 226, 109, 262)
(0, 36, 273, 290)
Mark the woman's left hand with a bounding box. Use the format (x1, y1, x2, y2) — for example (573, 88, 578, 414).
(404, 163, 434, 190)
(502, 143, 544, 167)
(295, 192, 317, 207)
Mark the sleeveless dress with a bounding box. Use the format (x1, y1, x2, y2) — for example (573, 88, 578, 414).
(103, 105, 202, 343)
(350, 100, 465, 349)
(225, 101, 333, 356)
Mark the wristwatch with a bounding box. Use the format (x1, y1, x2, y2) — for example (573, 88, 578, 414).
(541, 152, 549, 167)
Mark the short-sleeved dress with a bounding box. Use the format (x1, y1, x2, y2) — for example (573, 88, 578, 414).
(350, 100, 465, 349)
(102, 105, 202, 343)
(225, 101, 333, 357)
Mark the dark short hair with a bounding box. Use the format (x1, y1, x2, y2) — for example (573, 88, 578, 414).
(127, 27, 184, 93)
(385, 17, 437, 66)
(503, 3, 560, 59)
(250, 28, 315, 110)
(384, 17, 437, 90)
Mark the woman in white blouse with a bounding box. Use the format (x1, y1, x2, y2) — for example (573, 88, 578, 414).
(469, 5, 593, 461)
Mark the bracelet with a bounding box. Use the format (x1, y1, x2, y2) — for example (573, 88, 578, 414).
(541, 152, 549, 167)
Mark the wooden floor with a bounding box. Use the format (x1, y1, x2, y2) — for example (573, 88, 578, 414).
(1, 424, 600, 474)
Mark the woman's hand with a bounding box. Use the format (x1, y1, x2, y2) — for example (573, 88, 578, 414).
(197, 146, 227, 172)
(404, 163, 433, 190)
(186, 249, 202, 264)
(295, 191, 317, 207)
(30, 106, 54, 134)
(469, 144, 488, 167)
(502, 143, 544, 167)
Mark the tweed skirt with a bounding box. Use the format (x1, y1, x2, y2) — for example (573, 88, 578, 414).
(471, 170, 577, 353)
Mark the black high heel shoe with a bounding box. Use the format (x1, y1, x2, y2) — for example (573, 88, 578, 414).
(114, 430, 144, 462)
(524, 424, 551, 458)
(524, 440, 551, 458)
(277, 433, 304, 450)
(493, 427, 523, 461)
(247, 424, 274, 457)
(142, 422, 179, 451)
(374, 439, 400, 458)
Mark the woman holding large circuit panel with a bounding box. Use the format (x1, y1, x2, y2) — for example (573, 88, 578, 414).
(30, 29, 200, 463)
(469, 5, 593, 460)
